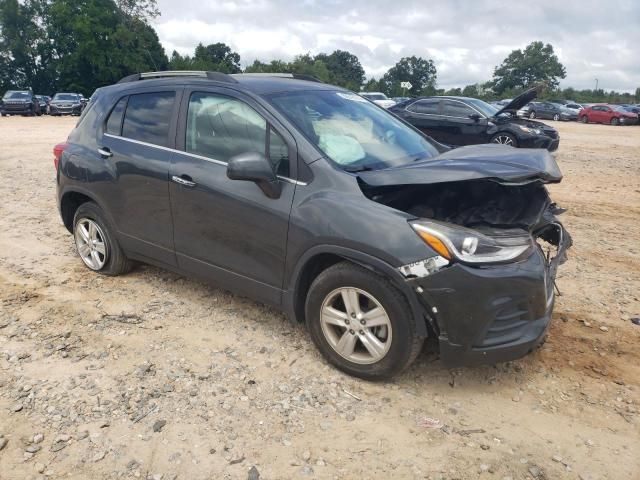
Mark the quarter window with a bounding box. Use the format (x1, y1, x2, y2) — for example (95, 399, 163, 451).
(186, 92, 289, 176)
(105, 97, 127, 135)
(442, 100, 476, 118)
(407, 99, 439, 115)
(121, 92, 175, 147)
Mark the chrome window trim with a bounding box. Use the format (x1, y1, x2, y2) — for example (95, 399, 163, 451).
(103, 133, 307, 185)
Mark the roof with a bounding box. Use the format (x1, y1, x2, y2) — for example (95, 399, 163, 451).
(110, 71, 342, 96)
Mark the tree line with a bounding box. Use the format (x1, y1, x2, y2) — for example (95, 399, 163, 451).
(1, 0, 638, 103)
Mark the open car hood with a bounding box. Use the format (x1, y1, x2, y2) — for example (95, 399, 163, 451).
(495, 87, 538, 115)
(358, 144, 563, 187)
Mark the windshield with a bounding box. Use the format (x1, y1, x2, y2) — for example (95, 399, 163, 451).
(3, 91, 30, 100)
(269, 90, 439, 171)
(464, 98, 499, 117)
(53, 94, 79, 101)
(361, 93, 387, 101)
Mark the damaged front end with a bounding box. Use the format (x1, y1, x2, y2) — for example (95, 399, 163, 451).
(359, 145, 572, 366)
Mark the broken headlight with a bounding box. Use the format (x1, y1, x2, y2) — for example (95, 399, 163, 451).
(410, 220, 533, 264)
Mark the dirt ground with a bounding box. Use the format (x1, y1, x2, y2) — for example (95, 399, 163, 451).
(0, 116, 638, 480)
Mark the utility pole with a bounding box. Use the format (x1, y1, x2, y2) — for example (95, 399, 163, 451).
(594, 78, 598, 91)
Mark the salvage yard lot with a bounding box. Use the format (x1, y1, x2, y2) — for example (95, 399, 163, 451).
(0, 116, 639, 479)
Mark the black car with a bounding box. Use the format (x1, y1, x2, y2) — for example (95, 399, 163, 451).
(1, 90, 41, 116)
(35, 95, 51, 114)
(55, 71, 571, 379)
(389, 89, 560, 151)
(49, 92, 84, 116)
(527, 101, 576, 121)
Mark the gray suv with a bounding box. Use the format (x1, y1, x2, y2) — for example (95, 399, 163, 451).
(54, 71, 571, 379)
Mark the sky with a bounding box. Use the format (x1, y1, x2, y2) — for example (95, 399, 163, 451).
(154, 0, 640, 92)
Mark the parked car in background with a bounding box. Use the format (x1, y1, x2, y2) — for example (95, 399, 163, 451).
(579, 104, 638, 125)
(54, 71, 571, 379)
(359, 92, 396, 108)
(563, 103, 583, 115)
(35, 95, 51, 114)
(1, 90, 41, 116)
(389, 88, 559, 151)
(490, 98, 512, 108)
(392, 96, 411, 104)
(49, 93, 84, 116)
(526, 101, 576, 121)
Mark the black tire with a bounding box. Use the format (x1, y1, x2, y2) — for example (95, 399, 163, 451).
(610, 117, 619, 126)
(553, 113, 560, 121)
(580, 115, 589, 123)
(305, 262, 424, 380)
(72, 202, 132, 276)
(490, 132, 518, 147)
(529, 111, 536, 119)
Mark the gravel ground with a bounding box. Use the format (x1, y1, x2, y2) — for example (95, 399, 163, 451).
(0, 116, 639, 480)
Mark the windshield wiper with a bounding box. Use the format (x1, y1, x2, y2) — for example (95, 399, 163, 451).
(344, 165, 373, 173)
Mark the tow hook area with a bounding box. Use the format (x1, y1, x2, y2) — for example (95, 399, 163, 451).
(398, 256, 449, 278)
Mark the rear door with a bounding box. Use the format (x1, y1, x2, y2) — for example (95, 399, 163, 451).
(99, 89, 181, 265)
(402, 99, 444, 141)
(439, 99, 488, 146)
(169, 87, 297, 305)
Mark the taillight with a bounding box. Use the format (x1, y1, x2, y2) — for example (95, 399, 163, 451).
(53, 142, 68, 170)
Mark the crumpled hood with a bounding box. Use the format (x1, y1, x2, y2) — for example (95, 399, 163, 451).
(495, 87, 538, 116)
(358, 144, 562, 187)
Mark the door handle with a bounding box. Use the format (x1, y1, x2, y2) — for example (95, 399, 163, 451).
(171, 175, 196, 187)
(98, 147, 112, 158)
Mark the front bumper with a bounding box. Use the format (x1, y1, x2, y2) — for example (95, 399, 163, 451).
(50, 104, 82, 115)
(409, 223, 571, 367)
(1, 103, 33, 114)
(519, 134, 559, 152)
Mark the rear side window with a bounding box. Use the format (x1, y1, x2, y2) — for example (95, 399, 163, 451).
(407, 99, 439, 115)
(122, 92, 175, 147)
(105, 97, 127, 135)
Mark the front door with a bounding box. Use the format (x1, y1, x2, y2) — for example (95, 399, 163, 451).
(439, 99, 488, 146)
(169, 88, 297, 305)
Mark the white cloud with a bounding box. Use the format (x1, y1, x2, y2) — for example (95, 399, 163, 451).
(154, 0, 640, 92)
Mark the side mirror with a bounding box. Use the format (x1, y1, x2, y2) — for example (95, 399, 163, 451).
(227, 152, 281, 199)
(469, 113, 481, 122)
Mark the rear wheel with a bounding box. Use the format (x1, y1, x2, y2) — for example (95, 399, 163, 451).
(490, 132, 517, 147)
(580, 115, 589, 123)
(73, 202, 132, 276)
(610, 117, 619, 126)
(553, 113, 560, 121)
(529, 111, 536, 119)
(305, 262, 423, 380)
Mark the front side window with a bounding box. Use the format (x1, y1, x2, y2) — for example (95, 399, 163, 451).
(407, 99, 439, 115)
(269, 90, 439, 171)
(442, 100, 475, 118)
(186, 92, 289, 176)
(122, 92, 175, 147)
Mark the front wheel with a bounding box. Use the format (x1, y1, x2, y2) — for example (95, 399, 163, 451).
(553, 113, 560, 121)
(73, 202, 132, 276)
(490, 132, 517, 147)
(610, 117, 619, 126)
(305, 262, 423, 380)
(580, 115, 589, 123)
(529, 111, 536, 119)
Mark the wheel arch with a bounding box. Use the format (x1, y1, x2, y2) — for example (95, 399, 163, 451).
(59, 188, 109, 233)
(284, 245, 430, 337)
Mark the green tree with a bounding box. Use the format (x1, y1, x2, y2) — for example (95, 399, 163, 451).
(315, 50, 365, 90)
(491, 41, 566, 94)
(381, 56, 437, 97)
(362, 78, 381, 92)
(461, 84, 479, 97)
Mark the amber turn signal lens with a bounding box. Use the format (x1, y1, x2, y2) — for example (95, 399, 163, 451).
(416, 230, 452, 260)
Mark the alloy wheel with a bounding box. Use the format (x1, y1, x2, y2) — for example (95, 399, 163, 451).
(529, 111, 536, 119)
(74, 218, 108, 270)
(492, 135, 514, 146)
(319, 287, 393, 365)
(553, 114, 560, 121)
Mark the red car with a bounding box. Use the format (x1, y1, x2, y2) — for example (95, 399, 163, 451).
(579, 104, 638, 125)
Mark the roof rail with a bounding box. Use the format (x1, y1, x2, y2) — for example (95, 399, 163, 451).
(117, 71, 238, 84)
(235, 73, 323, 83)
